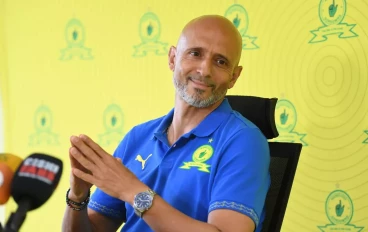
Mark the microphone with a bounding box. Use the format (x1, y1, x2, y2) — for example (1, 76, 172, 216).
(0, 154, 23, 205)
(4, 153, 63, 232)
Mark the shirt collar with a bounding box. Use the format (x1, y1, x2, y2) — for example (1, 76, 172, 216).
(153, 99, 232, 140)
(152, 108, 174, 140)
(191, 98, 232, 137)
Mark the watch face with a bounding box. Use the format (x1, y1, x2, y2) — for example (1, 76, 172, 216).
(134, 192, 153, 210)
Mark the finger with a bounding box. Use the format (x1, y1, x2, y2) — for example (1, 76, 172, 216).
(79, 134, 110, 159)
(72, 168, 95, 184)
(69, 146, 93, 174)
(68, 145, 84, 167)
(70, 135, 104, 166)
(70, 146, 97, 171)
(69, 148, 79, 167)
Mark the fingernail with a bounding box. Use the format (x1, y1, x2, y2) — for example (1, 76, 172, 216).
(72, 136, 79, 143)
(70, 147, 77, 155)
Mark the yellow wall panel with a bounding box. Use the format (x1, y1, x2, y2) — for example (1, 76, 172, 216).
(1, 0, 367, 231)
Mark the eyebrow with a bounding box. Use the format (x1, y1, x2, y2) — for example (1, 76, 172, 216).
(186, 47, 232, 65)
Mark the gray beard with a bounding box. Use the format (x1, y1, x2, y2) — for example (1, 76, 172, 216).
(173, 77, 227, 108)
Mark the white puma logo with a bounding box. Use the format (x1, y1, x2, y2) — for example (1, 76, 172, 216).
(135, 154, 152, 170)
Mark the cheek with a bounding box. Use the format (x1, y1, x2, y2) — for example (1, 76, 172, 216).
(175, 63, 192, 79)
(212, 72, 233, 86)
(173, 67, 183, 79)
(179, 59, 198, 72)
(216, 83, 230, 91)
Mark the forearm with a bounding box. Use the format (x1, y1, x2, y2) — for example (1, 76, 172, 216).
(62, 207, 94, 232)
(141, 196, 220, 232)
(62, 190, 95, 232)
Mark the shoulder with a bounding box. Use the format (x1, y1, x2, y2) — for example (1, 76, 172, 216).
(111, 115, 166, 156)
(229, 109, 262, 131)
(219, 110, 268, 146)
(213, 111, 270, 164)
(129, 115, 166, 136)
(122, 112, 169, 141)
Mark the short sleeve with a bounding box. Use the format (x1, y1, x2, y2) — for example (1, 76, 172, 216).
(88, 131, 133, 220)
(209, 128, 270, 228)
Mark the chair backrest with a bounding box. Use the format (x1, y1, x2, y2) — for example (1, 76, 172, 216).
(261, 142, 302, 232)
(226, 95, 279, 139)
(226, 95, 302, 232)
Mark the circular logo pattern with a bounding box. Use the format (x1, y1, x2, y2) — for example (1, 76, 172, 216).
(192, 145, 214, 163)
(325, 190, 353, 225)
(34, 105, 53, 132)
(225, 4, 249, 36)
(319, 0, 346, 26)
(65, 18, 85, 46)
(103, 104, 123, 131)
(275, 99, 297, 133)
(139, 12, 161, 42)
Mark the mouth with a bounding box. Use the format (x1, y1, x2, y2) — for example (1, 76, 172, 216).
(189, 77, 213, 88)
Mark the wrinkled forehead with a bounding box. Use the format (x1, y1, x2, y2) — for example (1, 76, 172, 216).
(179, 24, 242, 63)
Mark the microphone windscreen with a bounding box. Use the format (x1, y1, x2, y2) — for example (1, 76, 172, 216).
(0, 153, 23, 205)
(11, 153, 63, 210)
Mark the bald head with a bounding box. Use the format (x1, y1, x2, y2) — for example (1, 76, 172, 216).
(168, 15, 244, 108)
(176, 15, 243, 65)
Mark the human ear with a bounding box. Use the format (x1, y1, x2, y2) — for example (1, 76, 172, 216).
(168, 46, 177, 71)
(228, 66, 243, 89)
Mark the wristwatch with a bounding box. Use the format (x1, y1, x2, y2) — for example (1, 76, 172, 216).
(133, 189, 156, 217)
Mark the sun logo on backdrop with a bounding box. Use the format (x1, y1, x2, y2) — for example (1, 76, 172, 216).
(132, 12, 168, 57)
(29, 105, 59, 146)
(271, 99, 307, 146)
(60, 18, 94, 60)
(224, 4, 259, 50)
(363, 130, 368, 144)
(309, 0, 358, 43)
(98, 104, 124, 147)
(318, 189, 364, 231)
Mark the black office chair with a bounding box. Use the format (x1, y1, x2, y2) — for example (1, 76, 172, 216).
(226, 95, 302, 232)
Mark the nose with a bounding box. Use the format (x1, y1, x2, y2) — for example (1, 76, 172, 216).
(197, 58, 212, 78)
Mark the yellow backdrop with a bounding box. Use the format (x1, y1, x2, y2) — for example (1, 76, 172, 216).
(0, 0, 367, 231)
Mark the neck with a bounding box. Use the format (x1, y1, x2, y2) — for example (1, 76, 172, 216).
(167, 94, 223, 145)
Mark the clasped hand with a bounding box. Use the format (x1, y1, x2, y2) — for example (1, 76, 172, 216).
(69, 134, 147, 204)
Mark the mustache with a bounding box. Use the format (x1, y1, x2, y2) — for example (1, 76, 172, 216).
(188, 76, 215, 87)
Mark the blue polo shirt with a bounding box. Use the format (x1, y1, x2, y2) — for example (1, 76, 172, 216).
(89, 99, 270, 231)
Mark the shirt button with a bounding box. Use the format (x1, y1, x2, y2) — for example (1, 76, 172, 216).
(173, 144, 176, 147)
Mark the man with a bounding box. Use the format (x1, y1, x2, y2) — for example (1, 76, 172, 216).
(62, 15, 270, 232)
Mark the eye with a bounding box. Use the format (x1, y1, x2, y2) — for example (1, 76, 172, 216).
(217, 59, 227, 66)
(189, 51, 200, 56)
